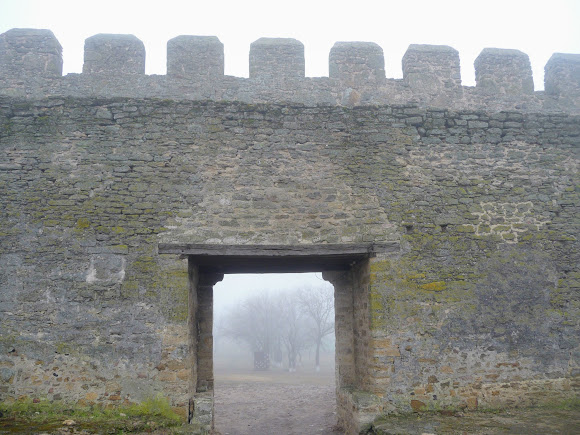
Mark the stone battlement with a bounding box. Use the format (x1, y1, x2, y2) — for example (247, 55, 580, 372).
(1, 28, 579, 112)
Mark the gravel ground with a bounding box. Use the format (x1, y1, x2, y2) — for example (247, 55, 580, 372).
(213, 368, 339, 435)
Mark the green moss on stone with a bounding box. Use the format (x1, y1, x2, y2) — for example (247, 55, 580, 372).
(75, 218, 91, 229)
(421, 281, 447, 291)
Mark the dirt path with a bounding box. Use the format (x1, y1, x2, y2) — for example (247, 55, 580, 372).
(213, 370, 340, 435)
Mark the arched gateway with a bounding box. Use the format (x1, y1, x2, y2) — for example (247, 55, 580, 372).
(1, 29, 579, 434)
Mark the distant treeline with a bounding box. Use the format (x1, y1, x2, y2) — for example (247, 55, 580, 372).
(216, 286, 334, 371)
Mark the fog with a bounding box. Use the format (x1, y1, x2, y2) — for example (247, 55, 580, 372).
(213, 273, 335, 373)
(214, 272, 331, 319)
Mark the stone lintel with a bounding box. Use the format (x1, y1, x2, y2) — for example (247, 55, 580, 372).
(160, 243, 399, 274)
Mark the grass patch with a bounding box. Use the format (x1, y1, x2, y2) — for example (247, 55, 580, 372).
(541, 397, 580, 411)
(0, 394, 188, 434)
(125, 394, 182, 423)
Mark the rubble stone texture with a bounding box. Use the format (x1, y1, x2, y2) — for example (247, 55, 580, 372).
(0, 28, 579, 434)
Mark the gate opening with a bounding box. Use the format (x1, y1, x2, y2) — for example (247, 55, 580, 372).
(157, 243, 398, 432)
(213, 273, 335, 434)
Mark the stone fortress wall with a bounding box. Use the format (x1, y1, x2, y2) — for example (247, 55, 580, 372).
(0, 28, 579, 433)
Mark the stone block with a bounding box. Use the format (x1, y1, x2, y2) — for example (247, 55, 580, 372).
(85, 392, 99, 401)
(0, 28, 62, 78)
(193, 392, 213, 428)
(466, 396, 478, 410)
(85, 254, 126, 284)
(249, 38, 304, 80)
(167, 35, 224, 80)
(158, 371, 177, 382)
(83, 34, 145, 75)
(475, 48, 534, 94)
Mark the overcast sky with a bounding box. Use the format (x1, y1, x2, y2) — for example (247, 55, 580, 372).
(1, 0, 578, 306)
(1, 0, 579, 89)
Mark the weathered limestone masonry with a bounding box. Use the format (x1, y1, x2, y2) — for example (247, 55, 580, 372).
(1, 28, 579, 433)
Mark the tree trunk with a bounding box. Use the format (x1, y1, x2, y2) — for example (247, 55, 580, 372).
(288, 351, 296, 372)
(315, 340, 321, 372)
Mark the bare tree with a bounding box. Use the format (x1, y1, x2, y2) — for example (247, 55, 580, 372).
(298, 286, 335, 371)
(222, 292, 281, 368)
(221, 286, 334, 372)
(277, 293, 310, 371)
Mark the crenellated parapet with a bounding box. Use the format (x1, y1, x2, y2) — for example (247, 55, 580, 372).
(402, 44, 462, 96)
(1, 28, 579, 112)
(83, 34, 145, 75)
(0, 28, 62, 79)
(474, 48, 534, 95)
(329, 42, 386, 87)
(249, 38, 305, 80)
(544, 53, 580, 104)
(167, 35, 224, 80)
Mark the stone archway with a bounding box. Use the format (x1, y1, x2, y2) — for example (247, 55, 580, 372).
(158, 243, 398, 432)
